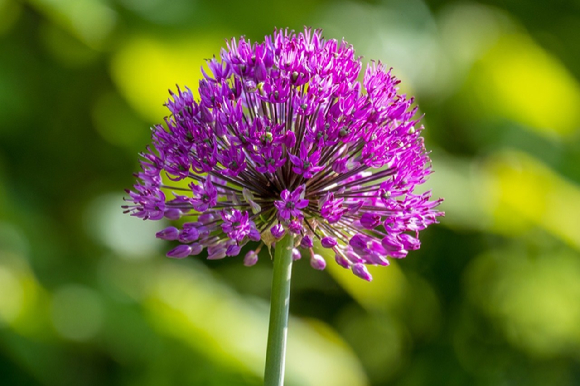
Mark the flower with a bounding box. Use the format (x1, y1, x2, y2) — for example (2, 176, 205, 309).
(221, 209, 251, 242)
(123, 27, 443, 281)
(274, 185, 309, 221)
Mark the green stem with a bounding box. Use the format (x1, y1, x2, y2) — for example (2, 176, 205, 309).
(264, 233, 295, 386)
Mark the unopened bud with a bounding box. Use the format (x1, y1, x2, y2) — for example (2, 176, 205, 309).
(156, 227, 179, 240)
(166, 245, 191, 258)
(352, 263, 373, 281)
(244, 250, 259, 266)
(310, 254, 326, 270)
(321, 237, 337, 248)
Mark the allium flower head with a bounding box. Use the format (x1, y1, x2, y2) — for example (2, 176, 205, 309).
(123, 28, 443, 281)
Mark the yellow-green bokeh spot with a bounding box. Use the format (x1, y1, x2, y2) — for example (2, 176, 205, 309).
(111, 33, 230, 123)
(473, 34, 580, 139)
(26, 0, 116, 50)
(481, 150, 580, 250)
(0, 251, 51, 337)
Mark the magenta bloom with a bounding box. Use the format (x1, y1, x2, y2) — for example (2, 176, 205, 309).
(274, 185, 309, 221)
(221, 209, 251, 242)
(289, 145, 323, 178)
(123, 28, 443, 281)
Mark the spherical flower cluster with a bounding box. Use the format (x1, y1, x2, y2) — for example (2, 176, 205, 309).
(123, 28, 443, 281)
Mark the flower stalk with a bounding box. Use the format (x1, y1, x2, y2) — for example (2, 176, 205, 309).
(264, 234, 295, 386)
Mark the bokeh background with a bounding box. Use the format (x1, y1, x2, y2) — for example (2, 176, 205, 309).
(1, 0, 580, 385)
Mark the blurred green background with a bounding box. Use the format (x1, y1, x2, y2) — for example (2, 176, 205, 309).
(1, 0, 580, 385)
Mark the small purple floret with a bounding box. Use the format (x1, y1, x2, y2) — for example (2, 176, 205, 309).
(320, 193, 346, 224)
(221, 209, 252, 242)
(289, 145, 324, 178)
(274, 185, 309, 221)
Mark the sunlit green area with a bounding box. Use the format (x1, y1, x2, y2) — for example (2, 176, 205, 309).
(1, 0, 580, 385)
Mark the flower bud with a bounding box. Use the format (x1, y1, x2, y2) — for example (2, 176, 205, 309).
(382, 234, 404, 252)
(321, 237, 337, 248)
(166, 244, 191, 258)
(288, 220, 303, 234)
(226, 244, 241, 256)
(300, 235, 313, 248)
(244, 250, 259, 266)
(310, 254, 326, 270)
(248, 227, 261, 241)
(285, 131, 296, 148)
(164, 208, 183, 220)
(178, 227, 199, 243)
(399, 234, 420, 250)
(271, 224, 285, 238)
(156, 226, 179, 240)
(335, 253, 350, 269)
(207, 247, 227, 260)
(360, 212, 381, 229)
(189, 243, 203, 256)
(352, 263, 372, 281)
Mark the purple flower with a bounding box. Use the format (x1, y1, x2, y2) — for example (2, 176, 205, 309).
(288, 219, 303, 234)
(289, 145, 324, 178)
(190, 179, 218, 212)
(274, 185, 309, 221)
(124, 28, 443, 280)
(164, 208, 182, 220)
(218, 146, 246, 177)
(221, 209, 251, 242)
(320, 193, 346, 224)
